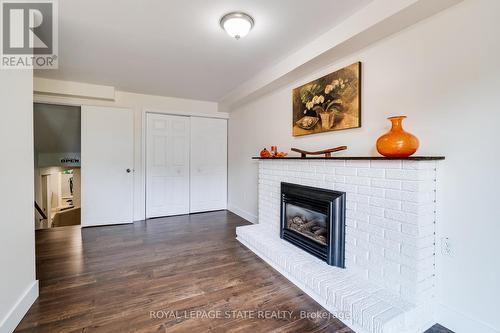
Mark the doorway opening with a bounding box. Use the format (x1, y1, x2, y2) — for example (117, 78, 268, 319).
(34, 103, 81, 229)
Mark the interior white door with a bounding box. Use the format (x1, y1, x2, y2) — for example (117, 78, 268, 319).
(190, 117, 227, 213)
(81, 106, 134, 226)
(146, 113, 190, 218)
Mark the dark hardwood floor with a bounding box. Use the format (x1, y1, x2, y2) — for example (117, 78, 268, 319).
(16, 211, 451, 333)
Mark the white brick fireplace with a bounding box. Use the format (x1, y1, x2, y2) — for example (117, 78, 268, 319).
(236, 157, 443, 333)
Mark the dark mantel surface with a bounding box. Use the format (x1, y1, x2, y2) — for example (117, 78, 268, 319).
(252, 156, 445, 161)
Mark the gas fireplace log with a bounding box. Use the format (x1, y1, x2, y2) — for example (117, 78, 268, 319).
(313, 228, 327, 236)
(317, 236, 327, 244)
(291, 216, 305, 225)
(297, 221, 316, 231)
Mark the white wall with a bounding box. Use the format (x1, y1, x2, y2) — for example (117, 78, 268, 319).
(34, 89, 223, 221)
(228, 0, 500, 332)
(0, 70, 38, 331)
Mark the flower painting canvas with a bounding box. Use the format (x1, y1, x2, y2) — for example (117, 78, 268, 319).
(292, 62, 361, 136)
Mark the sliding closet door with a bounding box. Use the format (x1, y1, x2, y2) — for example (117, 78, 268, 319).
(190, 117, 227, 213)
(146, 114, 190, 218)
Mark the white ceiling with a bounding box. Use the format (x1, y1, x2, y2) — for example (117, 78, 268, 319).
(35, 0, 371, 102)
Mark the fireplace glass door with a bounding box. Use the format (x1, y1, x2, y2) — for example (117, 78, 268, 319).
(285, 203, 328, 246)
(280, 182, 345, 267)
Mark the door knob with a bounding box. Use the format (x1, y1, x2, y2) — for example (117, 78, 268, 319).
(126, 168, 132, 173)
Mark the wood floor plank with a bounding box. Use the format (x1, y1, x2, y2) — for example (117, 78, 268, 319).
(15, 210, 450, 333)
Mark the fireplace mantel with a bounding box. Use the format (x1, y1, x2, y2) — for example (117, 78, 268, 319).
(252, 156, 445, 160)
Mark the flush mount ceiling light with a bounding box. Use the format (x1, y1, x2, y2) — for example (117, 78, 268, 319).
(220, 12, 254, 40)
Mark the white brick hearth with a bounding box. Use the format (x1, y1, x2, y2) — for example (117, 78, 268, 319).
(236, 158, 440, 333)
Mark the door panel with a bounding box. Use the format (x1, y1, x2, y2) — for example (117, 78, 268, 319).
(81, 106, 134, 227)
(190, 117, 227, 213)
(146, 114, 190, 218)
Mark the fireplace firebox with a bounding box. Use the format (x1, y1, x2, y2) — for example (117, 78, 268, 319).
(280, 182, 346, 267)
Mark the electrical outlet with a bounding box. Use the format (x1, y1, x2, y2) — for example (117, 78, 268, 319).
(441, 237, 452, 256)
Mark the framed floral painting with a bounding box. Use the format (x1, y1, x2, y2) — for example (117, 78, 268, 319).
(292, 62, 361, 136)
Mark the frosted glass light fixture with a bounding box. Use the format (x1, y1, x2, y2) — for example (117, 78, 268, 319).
(220, 12, 254, 40)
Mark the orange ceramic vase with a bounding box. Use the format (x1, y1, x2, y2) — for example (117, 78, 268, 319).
(376, 116, 419, 157)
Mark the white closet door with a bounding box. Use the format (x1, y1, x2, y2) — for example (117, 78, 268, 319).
(146, 114, 190, 218)
(81, 106, 134, 227)
(190, 117, 227, 213)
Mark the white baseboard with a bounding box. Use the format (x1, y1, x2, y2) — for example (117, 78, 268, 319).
(0, 280, 39, 333)
(227, 204, 258, 224)
(437, 303, 500, 333)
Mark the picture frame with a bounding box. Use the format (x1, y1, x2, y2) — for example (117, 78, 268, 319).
(292, 62, 361, 136)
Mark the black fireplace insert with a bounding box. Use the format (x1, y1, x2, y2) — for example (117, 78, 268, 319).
(280, 182, 346, 267)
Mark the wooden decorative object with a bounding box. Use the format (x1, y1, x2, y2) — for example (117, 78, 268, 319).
(291, 146, 347, 158)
